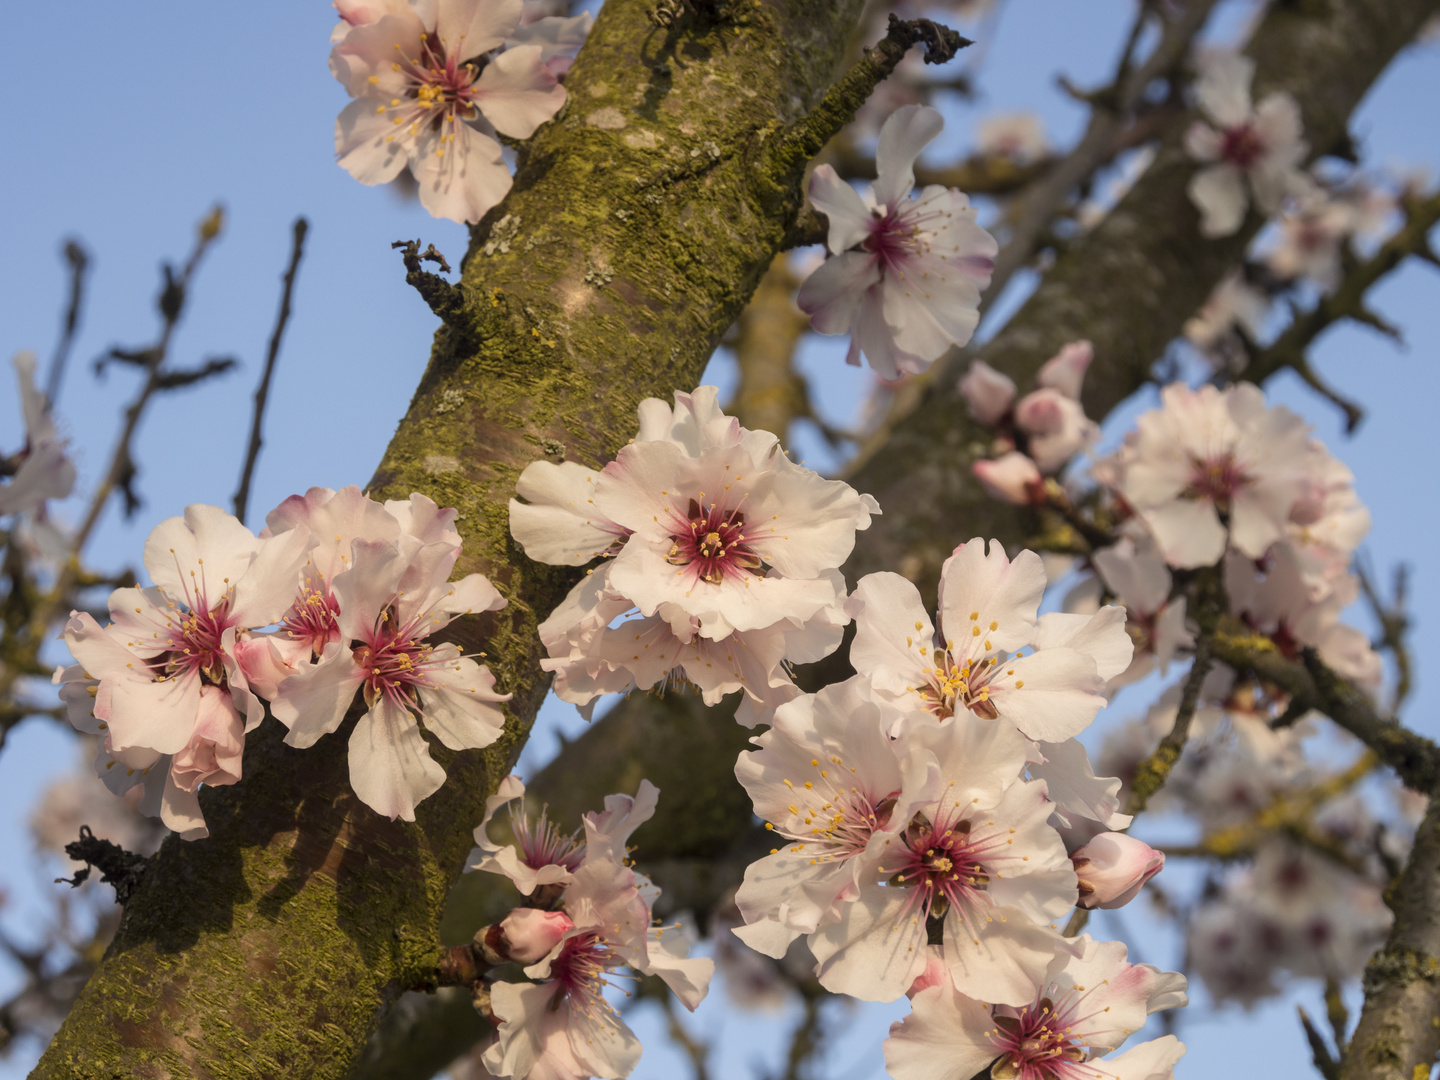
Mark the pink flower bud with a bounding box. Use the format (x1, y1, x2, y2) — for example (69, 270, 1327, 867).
(1036, 340, 1093, 400)
(497, 908, 573, 963)
(1014, 388, 1067, 436)
(1072, 832, 1164, 910)
(959, 360, 1017, 425)
(972, 452, 1043, 506)
(905, 951, 952, 998)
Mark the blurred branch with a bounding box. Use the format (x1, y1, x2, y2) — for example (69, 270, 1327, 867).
(1357, 559, 1412, 713)
(234, 216, 309, 525)
(1301, 1005, 1343, 1080)
(1241, 189, 1440, 431)
(45, 239, 89, 407)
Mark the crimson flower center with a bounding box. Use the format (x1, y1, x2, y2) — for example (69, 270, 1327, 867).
(282, 578, 341, 656)
(666, 498, 762, 584)
(161, 601, 232, 687)
(1187, 455, 1250, 508)
(354, 617, 432, 704)
(1220, 124, 1265, 169)
(989, 997, 1090, 1080)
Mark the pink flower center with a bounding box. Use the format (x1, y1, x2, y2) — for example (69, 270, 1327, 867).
(1187, 456, 1250, 510)
(1220, 124, 1265, 169)
(864, 206, 926, 269)
(152, 599, 233, 688)
(917, 648, 1004, 721)
(550, 933, 626, 1018)
(987, 995, 1092, 1080)
(769, 750, 897, 864)
(509, 803, 585, 874)
(666, 498, 763, 585)
(281, 576, 341, 657)
(885, 810, 1001, 922)
(382, 32, 487, 147)
(354, 614, 435, 707)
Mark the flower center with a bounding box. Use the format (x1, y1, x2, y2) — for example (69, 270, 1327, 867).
(1187, 456, 1249, 509)
(988, 997, 1090, 1080)
(355, 614, 433, 705)
(666, 498, 762, 585)
(157, 600, 232, 687)
(885, 812, 995, 921)
(550, 933, 626, 1019)
(281, 577, 341, 657)
(917, 648, 1002, 721)
(1220, 124, 1265, 169)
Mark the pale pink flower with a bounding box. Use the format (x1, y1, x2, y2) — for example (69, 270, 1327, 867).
(797, 105, 998, 379)
(270, 531, 509, 821)
(1092, 536, 1193, 686)
(885, 936, 1187, 1080)
(959, 359, 1016, 425)
(1071, 832, 1165, 909)
(1183, 270, 1269, 360)
(1185, 54, 1309, 237)
(1, 352, 75, 519)
(1267, 192, 1356, 290)
(849, 539, 1132, 744)
(62, 505, 310, 753)
(732, 678, 914, 959)
(1013, 388, 1098, 474)
(1036, 340, 1093, 400)
(976, 112, 1048, 165)
(330, 0, 566, 223)
(806, 716, 1077, 1005)
(467, 775, 585, 895)
(506, 9, 591, 78)
(972, 452, 1043, 506)
(1104, 382, 1315, 569)
(1027, 736, 1133, 838)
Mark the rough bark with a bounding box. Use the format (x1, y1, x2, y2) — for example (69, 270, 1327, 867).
(32, 2, 868, 1077)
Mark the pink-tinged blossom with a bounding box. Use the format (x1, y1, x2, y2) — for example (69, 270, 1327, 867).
(484, 783, 713, 1080)
(1103, 382, 1315, 569)
(505, 9, 591, 78)
(1035, 340, 1093, 401)
(270, 531, 509, 821)
(1071, 832, 1164, 909)
(1267, 192, 1356, 290)
(959, 359, 1017, 425)
(468, 775, 585, 896)
(732, 678, 915, 959)
(1092, 537, 1193, 687)
(330, 0, 566, 224)
(807, 716, 1077, 1004)
(885, 936, 1187, 1080)
(797, 105, 998, 379)
(973, 452, 1044, 506)
(976, 112, 1048, 165)
(1, 353, 75, 520)
(1013, 388, 1098, 474)
(1185, 53, 1308, 237)
(1027, 736, 1132, 839)
(849, 540, 1132, 744)
(1183, 271, 1269, 363)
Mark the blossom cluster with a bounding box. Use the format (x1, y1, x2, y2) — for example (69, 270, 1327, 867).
(1097, 672, 1402, 1004)
(55, 487, 509, 837)
(510, 386, 878, 725)
(798, 105, 999, 379)
(961, 339, 1101, 501)
(330, 0, 589, 224)
(467, 777, 713, 1079)
(724, 539, 1187, 1078)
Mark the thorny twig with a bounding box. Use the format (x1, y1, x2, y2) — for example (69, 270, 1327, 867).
(56, 826, 150, 906)
(234, 217, 309, 524)
(1357, 558, 1412, 713)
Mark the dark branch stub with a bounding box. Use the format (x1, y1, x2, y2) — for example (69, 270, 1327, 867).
(391, 239, 477, 339)
(57, 826, 149, 906)
(886, 14, 971, 66)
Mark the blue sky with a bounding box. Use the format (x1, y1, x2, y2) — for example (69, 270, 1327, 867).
(1, 1, 1438, 1076)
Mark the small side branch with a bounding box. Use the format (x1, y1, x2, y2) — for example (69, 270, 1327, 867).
(57, 826, 149, 906)
(392, 239, 477, 340)
(765, 16, 972, 182)
(45, 239, 90, 407)
(1299, 1006, 1342, 1080)
(234, 217, 309, 524)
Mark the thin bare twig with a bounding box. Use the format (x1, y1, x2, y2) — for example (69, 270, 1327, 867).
(45, 239, 89, 407)
(234, 217, 309, 524)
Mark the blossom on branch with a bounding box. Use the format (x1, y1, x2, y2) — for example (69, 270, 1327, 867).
(797, 105, 998, 379)
(0, 352, 76, 524)
(330, 0, 570, 223)
(1185, 54, 1308, 238)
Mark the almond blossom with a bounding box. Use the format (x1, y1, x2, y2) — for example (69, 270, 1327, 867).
(480, 781, 713, 1080)
(513, 388, 876, 723)
(0, 352, 75, 520)
(1091, 536, 1193, 688)
(885, 937, 1187, 1080)
(1185, 53, 1308, 237)
(1071, 832, 1164, 910)
(849, 539, 1132, 744)
(330, 0, 568, 224)
(797, 105, 998, 379)
(56, 506, 312, 838)
(269, 524, 509, 821)
(1101, 382, 1315, 569)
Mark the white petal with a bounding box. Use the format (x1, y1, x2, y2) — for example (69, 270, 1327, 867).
(873, 104, 945, 207)
(807, 165, 873, 253)
(347, 695, 447, 820)
(1188, 165, 1248, 238)
(474, 44, 566, 139)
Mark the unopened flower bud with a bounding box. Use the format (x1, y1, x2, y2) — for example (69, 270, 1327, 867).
(960, 360, 1017, 425)
(494, 908, 573, 964)
(1072, 832, 1164, 910)
(972, 453, 1044, 506)
(1014, 388, 1067, 436)
(1035, 340, 1093, 400)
